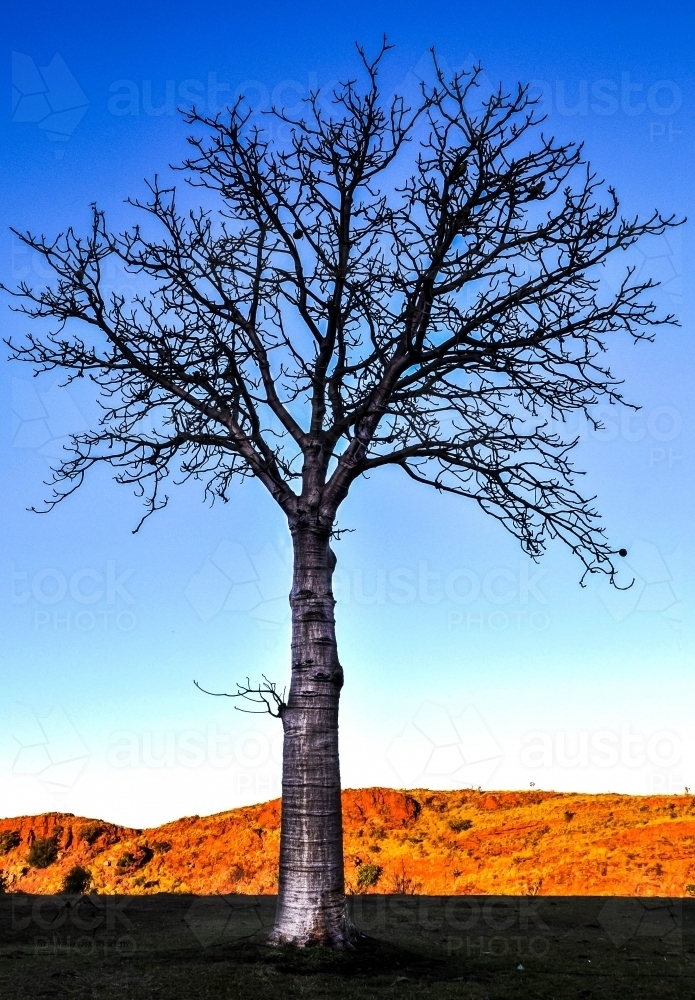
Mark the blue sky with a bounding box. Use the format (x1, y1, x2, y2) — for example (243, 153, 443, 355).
(1, 1, 693, 827)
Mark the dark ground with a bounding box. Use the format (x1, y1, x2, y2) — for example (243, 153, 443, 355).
(1, 894, 693, 999)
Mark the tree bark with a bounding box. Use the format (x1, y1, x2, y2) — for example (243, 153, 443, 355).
(268, 521, 356, 948)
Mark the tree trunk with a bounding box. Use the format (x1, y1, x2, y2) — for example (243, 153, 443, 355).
(268, 522, 356, 948)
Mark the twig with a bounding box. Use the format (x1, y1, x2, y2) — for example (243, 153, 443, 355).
(194, 674, 286, 718)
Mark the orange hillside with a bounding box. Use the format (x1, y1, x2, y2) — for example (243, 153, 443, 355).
(1, 788, 694, 897)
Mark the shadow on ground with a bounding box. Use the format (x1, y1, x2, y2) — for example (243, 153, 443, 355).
(1, 894, 693, 998)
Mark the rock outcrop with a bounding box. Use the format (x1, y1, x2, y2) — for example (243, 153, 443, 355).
(1, 788, 694, 897)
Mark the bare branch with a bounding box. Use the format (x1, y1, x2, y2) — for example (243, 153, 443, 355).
(194, 675, 286, 719)
(3, 46, 682, 581)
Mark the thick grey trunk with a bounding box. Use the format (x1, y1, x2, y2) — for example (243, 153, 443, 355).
(268, 524, 356, 948)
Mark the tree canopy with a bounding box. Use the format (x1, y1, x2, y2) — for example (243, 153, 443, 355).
(4, 43, 679, 574)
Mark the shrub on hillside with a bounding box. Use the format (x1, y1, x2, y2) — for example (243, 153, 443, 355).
(79, 823, 104, 845)
(0, 831, 20, 855)
(27, 836, 58, 869)
(152, 841, 171, 854)
(62, 866, 92, 895)
(356, 864, 382, 889)
(448, 818, 473, 832)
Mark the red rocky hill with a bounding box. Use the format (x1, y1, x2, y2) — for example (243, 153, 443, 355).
(1, 788, 694, 897)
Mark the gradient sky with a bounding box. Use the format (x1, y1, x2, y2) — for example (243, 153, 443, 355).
(1, 1, 693, 827)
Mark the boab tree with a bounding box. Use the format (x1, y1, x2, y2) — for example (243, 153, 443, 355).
(4, 45, 679, 947)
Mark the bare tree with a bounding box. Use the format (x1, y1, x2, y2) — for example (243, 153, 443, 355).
(4, 44, 679, 947)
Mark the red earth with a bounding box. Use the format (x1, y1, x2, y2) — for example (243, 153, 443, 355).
(1, 787, 694, 897)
